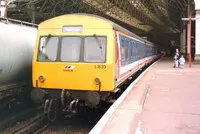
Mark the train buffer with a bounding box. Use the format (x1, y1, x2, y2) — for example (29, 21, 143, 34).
(89, 57, 200, 134)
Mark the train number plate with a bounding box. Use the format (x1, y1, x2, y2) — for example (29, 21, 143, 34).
(94, 65, 106, 69)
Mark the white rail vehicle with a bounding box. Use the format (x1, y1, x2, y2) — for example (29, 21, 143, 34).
(0, 17, 37, 101)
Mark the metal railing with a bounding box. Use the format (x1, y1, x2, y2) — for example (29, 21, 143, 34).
(0, 16, 38, 27)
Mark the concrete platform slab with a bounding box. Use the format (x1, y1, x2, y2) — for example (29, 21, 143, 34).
(137, 59, 200, 134)
(90, 58, 200, 134)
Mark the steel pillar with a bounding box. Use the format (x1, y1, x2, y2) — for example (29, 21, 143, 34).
(180, 28, 186, 55)
(194, 10, 200, 63)
(194, 0, 200, 63)
(31, 3, 35, 23)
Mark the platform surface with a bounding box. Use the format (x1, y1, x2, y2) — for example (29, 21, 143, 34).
(137, 59, 200, 134)
(90, 58, 200, 134)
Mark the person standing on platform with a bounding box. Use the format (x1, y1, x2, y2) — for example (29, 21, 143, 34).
(179, 55, 185, 69)
(175, 49, 181, 67)
(175, 49, 179, 56)
(173, 54, 179, 68)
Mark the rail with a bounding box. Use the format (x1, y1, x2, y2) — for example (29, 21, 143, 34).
(0, 16, 38, 27)
(0, 81, 30, 92)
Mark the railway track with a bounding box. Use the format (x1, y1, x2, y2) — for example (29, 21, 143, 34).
(39, 108, 104, 134)
(2, 111, 49, 134)
(0, 103, 39, 129)
(2, 108, 104, 134)
(0, 104, 45, 133)
(0, 101, 104, 134)
(10, 113, 48, 134)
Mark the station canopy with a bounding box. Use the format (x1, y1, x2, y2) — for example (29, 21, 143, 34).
(5, 0, 195, 44)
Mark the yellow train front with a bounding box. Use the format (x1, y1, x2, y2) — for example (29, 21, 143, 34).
(32, 13, 159, 116)
(32, 13, 117, 113)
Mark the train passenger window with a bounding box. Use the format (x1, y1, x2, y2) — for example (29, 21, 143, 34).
(142, 43, 146, 58)
(149, 46, 151, 56)
(131, 41, 136, 60)
(125, 40, 130, 60)
(61, 37, 81, 62)
(129, 41, 133, 59)
(121, 48, 125, 61)
(84, 37, 106, 63)
(147, 46, 150, 56)
(135, 42, 138, 60)
(120, 39, 125, 61)
(38, 37, 58, 61)
(136, 42, 141, 59)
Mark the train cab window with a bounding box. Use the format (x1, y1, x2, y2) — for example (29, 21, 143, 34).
(84, 37, 106, 63)
(60, 37, 81, 62)
(37, 37, 58, 61)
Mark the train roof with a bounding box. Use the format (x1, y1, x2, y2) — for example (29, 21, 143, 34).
(39, 13, 157, 47)
(65, 13, 156, 46)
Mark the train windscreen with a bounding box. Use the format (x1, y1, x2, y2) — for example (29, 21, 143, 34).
(60, 37, 81, 62)
(84, 37, 106, 63)
(38, 36, 58, 61)
(37, 36, 106, 63)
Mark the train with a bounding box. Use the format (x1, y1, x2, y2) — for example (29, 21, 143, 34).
(32, 13, 160, 116)
(0, 17, 37, 102)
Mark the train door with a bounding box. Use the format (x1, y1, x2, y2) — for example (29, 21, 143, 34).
(114, 31, 121, 87)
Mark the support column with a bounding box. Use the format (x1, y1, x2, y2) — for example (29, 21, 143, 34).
(31, 3, 35, 23)
(194, 0, 200, 63)
(180, 28, 187, 55)
(183, 28, 186, 55)
(180, 31, 183, 53)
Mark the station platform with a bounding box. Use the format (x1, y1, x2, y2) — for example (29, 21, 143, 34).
(89, 58, 200, 134)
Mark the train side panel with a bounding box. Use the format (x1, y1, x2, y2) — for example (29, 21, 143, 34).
(114, 31, 158, 87)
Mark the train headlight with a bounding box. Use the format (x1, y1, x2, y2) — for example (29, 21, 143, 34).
(94, 77, 101, 85)
(39, 75, 45, 82)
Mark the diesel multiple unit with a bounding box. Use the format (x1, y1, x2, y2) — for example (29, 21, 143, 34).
(32, 13, 159, 115)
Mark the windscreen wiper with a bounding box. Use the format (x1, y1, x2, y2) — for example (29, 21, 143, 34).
(41, 34, 51, 60)
(93, 34, 103, 56)
(42, 34, 51, 50)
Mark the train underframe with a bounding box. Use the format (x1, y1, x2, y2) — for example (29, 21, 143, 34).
(31, 88, 118, 120)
